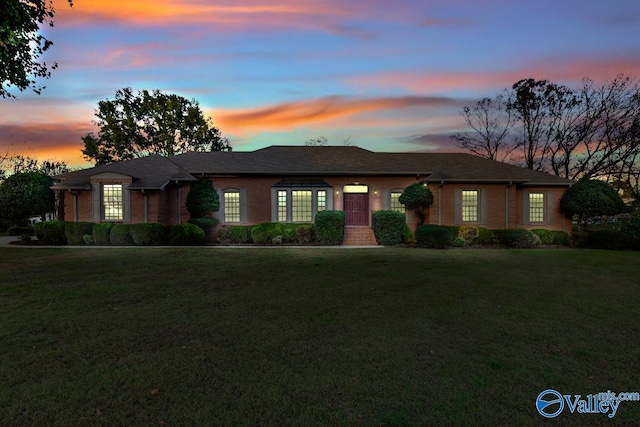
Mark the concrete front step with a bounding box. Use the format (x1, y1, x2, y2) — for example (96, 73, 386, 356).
(343, 227, 378, 246)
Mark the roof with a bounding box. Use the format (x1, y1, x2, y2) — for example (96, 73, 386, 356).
(52, 146, 573, 190)
(51, 155, 198, 191)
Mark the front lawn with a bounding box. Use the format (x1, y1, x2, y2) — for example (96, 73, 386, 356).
(0, 248, 638, 426)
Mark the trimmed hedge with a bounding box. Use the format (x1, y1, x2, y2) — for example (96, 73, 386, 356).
(503, 229, 541, 249)
(130, 223, 166, 246)
(403, 224, 415, 244)
(315, 210, 345, 245)
(218, 225, 252, 244)
(476, 227, 495, 245)
(295, 225, 316, 244)
(110, 224, 134, 246)
(188, 217, 220, 234)
(551, 231, 570, 246)
(531, 229, 554, 245)
(65, 222, 94, 245)
(457, 225, 479, 245)
(37, 221, 67, 245)
(372, 210, 406, 246)
(93, 223, 115, 245)
(166, 223, 206, 245)
(415, 224, 452, 249)
(250, 223, 302, 244)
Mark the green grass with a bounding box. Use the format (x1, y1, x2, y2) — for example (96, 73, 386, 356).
(0, 248, 639, 426)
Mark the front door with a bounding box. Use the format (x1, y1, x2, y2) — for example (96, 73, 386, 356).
(344, 193, 369, 226)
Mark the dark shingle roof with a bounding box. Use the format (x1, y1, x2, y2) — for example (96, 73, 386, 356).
(52, 146, 573, 189)
(52, 155, 197, 190)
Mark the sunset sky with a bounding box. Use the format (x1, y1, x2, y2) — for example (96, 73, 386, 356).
(1, 0, 639, 168)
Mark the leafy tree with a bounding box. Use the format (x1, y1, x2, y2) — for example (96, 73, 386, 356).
(560, 179, 626, 228)
(1, 0, 73, 98)
(0, 153, 68, 181)
(0, 171, 54, 224)
(186, 179, 219, 218)
(399, 183, 434, 226)
(82, 88, 231, 165)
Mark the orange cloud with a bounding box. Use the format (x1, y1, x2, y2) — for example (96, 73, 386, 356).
(214, 95, 462, 134)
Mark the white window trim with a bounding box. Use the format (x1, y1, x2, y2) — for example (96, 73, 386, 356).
(271, 188, 333, 223)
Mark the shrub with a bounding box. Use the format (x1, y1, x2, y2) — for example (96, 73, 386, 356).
(64, 222, 94, 245)
(166, 223, 206, 245)
(453, 237, 466, 247)
(492, 229, 511, 246)
(371, 210, 406, 246)
(130, 223, 166, 246)
(560, 179, 625, 228)
(415, 224, 453, 249)
(251, 223, 287, 244)
(186, 179, 219, 218)
(475, 227, 496, 245)
(110, 224, 134, 246)
(531, 229, 554, 245)
(620, 212, 640, 246)
(188, 217, 220, 239)
(82, 234, 94, 245)
(402, 224, 415, 244)
(570, 231, 589, 248)
(93, 223, 115, 245)
(295, 225, 316, 244)
(33, 222, 45, 240)
(458, 225, 479, 245)
(218, 226, 252, 244)
(503, 229, 541, 248)
(315, 210, 345, 245)
(7, 226, 34, 236)
(551, 231, 570, 246)
(271, 235, 283, 245)
(586, 230, 633, 250)
(39, 221, 67, 245)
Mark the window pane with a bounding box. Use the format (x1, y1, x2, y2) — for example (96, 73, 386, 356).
(317, 190, 326, 212)
(529, 193, 545, 222)
(103, 184, 123, 221)
(390, 192, 405, 213)
(224, 191, 240, 223)
(292, 190, 312, 222)
(278, 190, 288, 222)
(462, 190, 478, 222)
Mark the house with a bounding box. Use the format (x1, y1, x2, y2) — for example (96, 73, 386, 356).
(51, 146, 573, 243)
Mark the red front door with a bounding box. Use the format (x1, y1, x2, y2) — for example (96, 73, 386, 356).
(344, 193, 369, 226)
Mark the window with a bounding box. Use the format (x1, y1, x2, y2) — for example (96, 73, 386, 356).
(317, 190, 326, 212)
(390, 191, 405, 213)
(273, 188, 331, 222)
(529, 193, 545, 223)
(103, 184, 123, 220)
(292, 190, 313, 222)
(224, 191, 240, 223)
(278, 191, 288, 222)
(462, 190, 478, 222)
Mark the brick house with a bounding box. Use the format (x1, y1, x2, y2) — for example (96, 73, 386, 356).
(51, 146, 573, 242)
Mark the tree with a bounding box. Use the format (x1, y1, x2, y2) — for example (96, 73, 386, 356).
(0, 171, 54, 224)
(398, 183, 434, 226)
(304, 136, 353, 146)
(1, 0, 73, 98)
(0, 153, 68, 181)
(450, 94, 518, 162)
(82, 88, 231, 165)
(559, 179, 626, 228)
(186, 179, 219, 218)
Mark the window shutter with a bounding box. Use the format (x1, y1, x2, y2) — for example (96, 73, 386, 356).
(480, 189, 488, 225)
(123, 188, 131, 221)
(523, 192, 530, 224)
(92, 183, 101, 221)
(454, 189, 462, 224)
(240, 189, 248, 223)
(546, 192, 554, 225)
(383, 190, 391, 210)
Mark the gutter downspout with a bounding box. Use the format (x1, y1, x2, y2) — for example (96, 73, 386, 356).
(177, 182, 182, 225)
(438, 180, 444, 226)
(142, 190, 148, 223)
(505, 181, 513, 229)
(69, 189, 78, 222)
